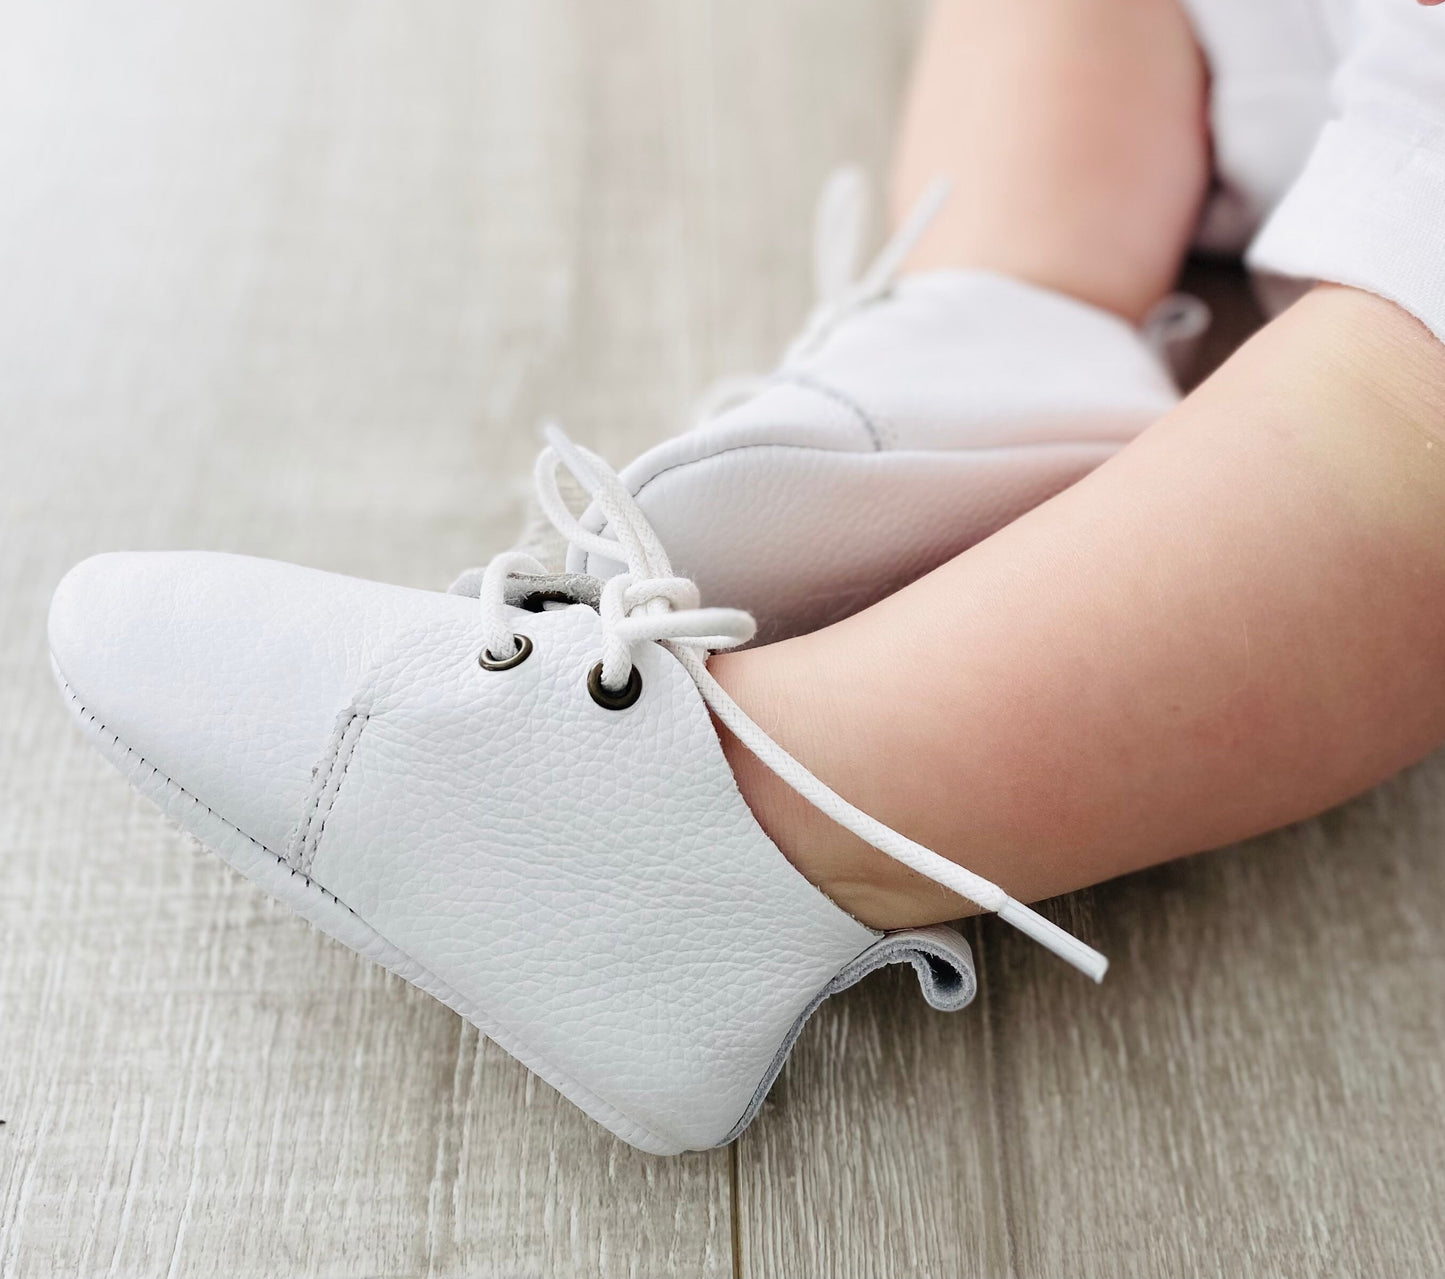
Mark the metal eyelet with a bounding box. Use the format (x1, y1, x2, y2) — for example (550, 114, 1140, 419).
(587, 660, 643, 710)
(478, 633, 533, 671)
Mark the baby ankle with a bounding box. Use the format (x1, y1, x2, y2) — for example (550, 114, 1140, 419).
(708, 649, 973, 931)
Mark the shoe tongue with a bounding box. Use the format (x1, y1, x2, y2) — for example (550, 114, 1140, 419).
(502, 570, 605, 613)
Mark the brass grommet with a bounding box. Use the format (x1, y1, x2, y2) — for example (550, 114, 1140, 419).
(478, 633, 533, 671)
(587, 660, 643, 710)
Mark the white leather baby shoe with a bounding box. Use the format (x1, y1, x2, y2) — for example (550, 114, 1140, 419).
(561, 170, 1201, 642)
(50, 429, 1106, 1154)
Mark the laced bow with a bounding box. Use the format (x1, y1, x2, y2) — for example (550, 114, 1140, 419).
(468, 425, 1110, 983)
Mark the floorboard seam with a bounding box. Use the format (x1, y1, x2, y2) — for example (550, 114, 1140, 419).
(728, 1140, 742, 1279)
(977, 919, 1020, 1279)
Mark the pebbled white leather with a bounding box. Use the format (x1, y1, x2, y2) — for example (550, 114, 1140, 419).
(574, 270, 1181, 641)
(48, 550, 976, 1153)
(47, 552, 441, 856)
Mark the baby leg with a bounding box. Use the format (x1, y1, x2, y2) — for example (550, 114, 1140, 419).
(713, 3, 1445, 929)
(892, 0, 1208, 321)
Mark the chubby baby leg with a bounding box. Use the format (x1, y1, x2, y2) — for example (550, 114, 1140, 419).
(715, 285, 1445, 927)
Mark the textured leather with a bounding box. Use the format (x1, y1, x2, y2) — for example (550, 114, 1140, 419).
(48, 552, 439, 856)
(49, 550, 976, 1153)
(574, 270, 1180, 641)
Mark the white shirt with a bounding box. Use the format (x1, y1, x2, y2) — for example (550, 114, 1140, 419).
(1184, 0, 1445, 340)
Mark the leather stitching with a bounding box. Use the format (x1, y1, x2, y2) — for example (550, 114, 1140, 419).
(55, 675, 354, 912)
(297, 710, 369, 876)
(774, 369, 887, 450)
(287, 721, 344, 871)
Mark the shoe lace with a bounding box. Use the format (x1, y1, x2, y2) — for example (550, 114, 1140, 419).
(470, 424, 1109, 983)
(691, 166, 953, 422)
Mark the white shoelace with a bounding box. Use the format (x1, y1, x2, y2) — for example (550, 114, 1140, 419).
(470, 425, 1109, 982)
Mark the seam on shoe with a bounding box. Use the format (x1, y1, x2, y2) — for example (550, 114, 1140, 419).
(52, 668, 691, 1154)
(774, 369, 888, 450)
(287, 712, 350, 871)
(306, 711, 367, 873)
(294, 709, 369, 877)
(54, 674, 355, 912)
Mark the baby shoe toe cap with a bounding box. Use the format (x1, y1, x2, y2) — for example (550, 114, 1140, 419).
(48, 550, 431, 855)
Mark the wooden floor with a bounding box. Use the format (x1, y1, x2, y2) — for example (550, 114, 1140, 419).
(3, 2, 1445, 1275)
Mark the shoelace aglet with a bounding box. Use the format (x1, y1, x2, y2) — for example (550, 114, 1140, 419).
(995, 898, 1109, 982)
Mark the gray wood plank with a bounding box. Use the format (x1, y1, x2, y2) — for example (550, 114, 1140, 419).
(736, 949, 1015, 1279)
(982, 767, 1445, 1279)
(0, 2, 745, 1274)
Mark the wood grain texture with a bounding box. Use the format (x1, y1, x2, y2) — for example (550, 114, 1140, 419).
(0, 3, 750, 1274)
(4, 2, 1445, 1277)
(736, 779, 1445, 1279)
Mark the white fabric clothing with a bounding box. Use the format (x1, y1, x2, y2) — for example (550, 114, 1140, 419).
(1183, 0, 1445, 341)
